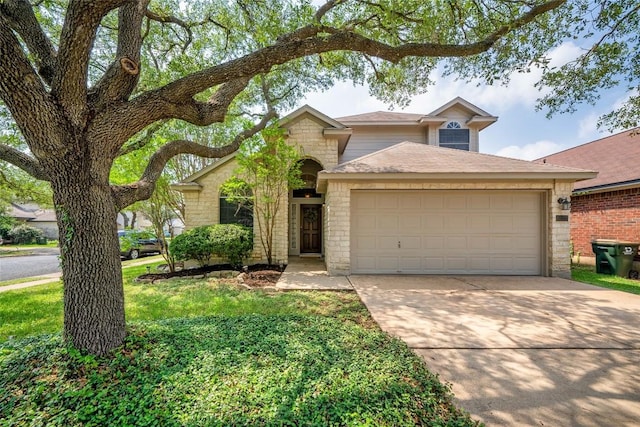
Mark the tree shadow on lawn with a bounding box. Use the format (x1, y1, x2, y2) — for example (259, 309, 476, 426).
(0, 315, 476, 426)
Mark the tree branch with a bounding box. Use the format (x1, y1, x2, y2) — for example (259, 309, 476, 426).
(52, 0, 128, 125)
(0, 0, 57, 84)
(117, 120, 166, 157)
(111, 107, 277, 210)
(0, 15, 62, 156)
(90, 77, 251, 153)
(90, 0, 150, 109)
(145, 8, 193, 53)
(123, 0, 565, 129)
(0, 143, 49, 181)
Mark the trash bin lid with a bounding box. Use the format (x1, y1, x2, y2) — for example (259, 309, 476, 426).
(591, 239, 618, 245)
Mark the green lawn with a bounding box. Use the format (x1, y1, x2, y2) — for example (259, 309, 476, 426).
(571, 264, 640, 294)
(0, 265, 477, 426)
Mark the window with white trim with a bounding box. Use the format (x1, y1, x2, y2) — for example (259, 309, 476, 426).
(439, 121, 469, 150)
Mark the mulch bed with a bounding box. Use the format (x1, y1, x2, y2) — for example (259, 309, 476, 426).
(137, 264, 284, 287)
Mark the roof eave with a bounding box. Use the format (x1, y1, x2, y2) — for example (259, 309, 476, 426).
(574, 179, 640, 195)
(466, 115, 499, 130)
(337, 120, 422, 126)
(170, 182, 203, 192)
(318, 171, 597, 182)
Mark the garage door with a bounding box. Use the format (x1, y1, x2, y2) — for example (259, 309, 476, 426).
(351, 191, 543, 275)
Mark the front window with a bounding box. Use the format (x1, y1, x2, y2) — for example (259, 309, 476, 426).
(220, 197, 253, 227)
(439, 122, 469, 150)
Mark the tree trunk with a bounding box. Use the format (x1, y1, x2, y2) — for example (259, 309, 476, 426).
(52, 173, 126, 356)
(120, 211, 129, 229)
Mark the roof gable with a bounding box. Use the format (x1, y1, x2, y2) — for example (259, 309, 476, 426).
(536, 128, 640, 192)
(279, 104, 347, 130)
(428, 96, 492, 117)
(174, 152, 236, 186)
(335, 97, 497, 130)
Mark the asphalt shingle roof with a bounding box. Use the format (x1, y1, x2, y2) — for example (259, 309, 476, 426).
(326, 142, 594, 176)
(336, 111, 425, 123)
(536, 128, 640, 191)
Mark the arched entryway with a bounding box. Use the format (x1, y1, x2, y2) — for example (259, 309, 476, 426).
(289, 159, 324, 256)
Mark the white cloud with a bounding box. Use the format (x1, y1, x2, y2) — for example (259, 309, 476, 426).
(578, 112, 599, 139)
(495, 140, 564, 160)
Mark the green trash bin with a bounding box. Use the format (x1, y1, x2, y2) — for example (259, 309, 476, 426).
(591, 240, 639, 277)
(36, 236, 47, 245)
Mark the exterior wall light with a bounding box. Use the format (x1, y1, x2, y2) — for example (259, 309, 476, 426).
(557, 197, 571, 211)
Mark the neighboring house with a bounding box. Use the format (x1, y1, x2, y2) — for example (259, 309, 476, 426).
(6, 203, 58, 239)
(116, 211, 153, 231)
(536, 128, 640, 258)
(173, 97, 595, 278)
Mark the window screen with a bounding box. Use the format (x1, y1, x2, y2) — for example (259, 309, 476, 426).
(439, 129, 470, 150)
(220, 198, 253, 227)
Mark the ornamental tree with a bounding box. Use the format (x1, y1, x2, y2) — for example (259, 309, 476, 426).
(221, 129, 304, 265)
(0, 0, 582, 355)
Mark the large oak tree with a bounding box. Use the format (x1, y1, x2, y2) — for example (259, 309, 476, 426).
(1, 0, 625, 355)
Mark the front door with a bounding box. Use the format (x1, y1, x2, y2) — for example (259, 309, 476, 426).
(301, 204, 321, 253)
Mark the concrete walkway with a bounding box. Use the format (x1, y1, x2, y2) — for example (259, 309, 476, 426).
(350, 275, 640, 426)
(0, 256, 164, 293)
(276, 257, 352, 290)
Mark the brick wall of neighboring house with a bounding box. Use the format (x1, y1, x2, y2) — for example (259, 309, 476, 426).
(570, 187, 640, 257)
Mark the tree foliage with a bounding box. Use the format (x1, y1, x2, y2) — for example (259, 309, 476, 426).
(0, 0, 600, 354)
(221, 129, 304, 265)
(534, 0, 639, 130)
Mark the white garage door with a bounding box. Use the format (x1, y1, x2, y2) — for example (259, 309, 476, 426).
(351, 191, 543, 275)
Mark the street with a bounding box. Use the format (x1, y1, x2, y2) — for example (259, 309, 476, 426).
(0, 248, 61, 282)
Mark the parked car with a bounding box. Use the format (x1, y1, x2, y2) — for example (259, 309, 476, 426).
(118, 230, 163, 259)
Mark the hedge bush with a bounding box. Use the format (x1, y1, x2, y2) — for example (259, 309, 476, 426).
(0, 213, 16, 239)
(209, 224, 253, 266)
(170, 224, 253, 267)
(9, 224, 44, 244)
(170, 226, 214, 267)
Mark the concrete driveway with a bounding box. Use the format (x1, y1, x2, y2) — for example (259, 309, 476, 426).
(350, 275, 640, 426)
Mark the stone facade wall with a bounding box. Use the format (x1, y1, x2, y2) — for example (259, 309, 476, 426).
(570, 187, 640, 257)
(324, 179, 574, 278)
(181, 115, 338, 264)
(286, 117, 338, 169)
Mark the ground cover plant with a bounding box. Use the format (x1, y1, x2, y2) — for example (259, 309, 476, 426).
(0, 269, 478, 426)
(0, 316, 476, 426)
(572, 264, 640, 295)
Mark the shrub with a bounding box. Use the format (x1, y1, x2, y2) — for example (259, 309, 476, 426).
(170, 226, 215, 267)
(170, 224, 254, 267)
(9, 224, 44, 244)
(209, 224, 253, 266)
(0, 213, 16, 239)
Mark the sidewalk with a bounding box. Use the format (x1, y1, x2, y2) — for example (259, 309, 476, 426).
(0, 256, 163, 293)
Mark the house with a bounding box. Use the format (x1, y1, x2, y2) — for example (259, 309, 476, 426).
(173, 98, 595, 278)
(6, 203, 58, 239)
(536, 128, 640, 259)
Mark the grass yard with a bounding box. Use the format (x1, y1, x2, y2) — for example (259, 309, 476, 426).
(572, 264, 640, 295)
(0, 265, 477, 426)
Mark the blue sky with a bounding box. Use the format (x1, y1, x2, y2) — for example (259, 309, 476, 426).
(296, 41, 631, 160)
